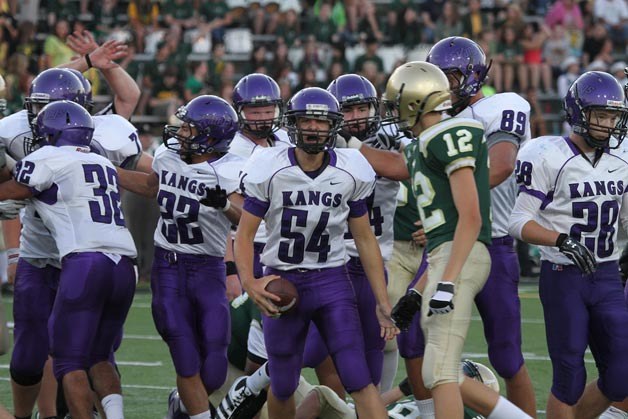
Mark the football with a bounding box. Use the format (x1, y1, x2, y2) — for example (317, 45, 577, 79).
(265, 277, 299, 313)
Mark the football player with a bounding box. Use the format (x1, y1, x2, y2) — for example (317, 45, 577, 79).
(410, 36, 534, 416)
(235, 87, 397, 419)
(116, 95, 244, 419)
(509, 71, 628, 418)
(349, 61, 531, 419)
(0, 100, 137, 419)
(302, 74, 400, 394)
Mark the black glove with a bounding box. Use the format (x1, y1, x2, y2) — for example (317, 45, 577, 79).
(200, 185, 229, 210)
(391, 289, 422, 331)
(428, 281, 455, 316)
(556, 233, 597, 274)
(371, 131, 402, 151)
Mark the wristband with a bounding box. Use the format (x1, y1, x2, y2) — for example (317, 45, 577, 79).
(85, 53, 93, 69)
(221, 199, 232, 212)
(7, 248, 19, 265)
(225, 261, 237, 276)
(556, 233, 568, 247)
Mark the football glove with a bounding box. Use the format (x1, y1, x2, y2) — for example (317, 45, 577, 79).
(336, 131, 362, 149)
(200, 185, 229, 211)
(371, 131, 402, 151)
(428, 281, 455, 316)
(556, 233, 597, 274)
(391, 289, 422, 331)
(0, 199, 26, 220)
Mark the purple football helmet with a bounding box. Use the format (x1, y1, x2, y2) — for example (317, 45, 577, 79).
(33, 100, 94, 148)
(327, 74, 380, 140)
(426, 37, 490, 115)
(25, 68, 86, 123)
(232, 73, 283, 138)
(564, 71, 628, 149)
(67, 68, 93, 113)
(163, 95, 238, 161)
(284, 87, 343, 154)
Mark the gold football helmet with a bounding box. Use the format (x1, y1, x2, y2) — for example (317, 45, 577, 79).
(383, 61, 452, 129)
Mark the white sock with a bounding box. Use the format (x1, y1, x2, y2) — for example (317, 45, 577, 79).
(189, 411, 212, 419)
(415, 398, 435, 419)
(380, 349, 399, 392)
(600, 406, 628, 419)
(488, 396, 532, 419)
(246, 362, 270, 395)
(101, 393, 124, 419)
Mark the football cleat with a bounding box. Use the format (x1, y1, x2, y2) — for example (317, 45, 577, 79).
(166, 388, 189, 419)
(216, 376, 267, 419)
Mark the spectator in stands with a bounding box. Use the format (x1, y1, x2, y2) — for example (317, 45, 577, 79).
(496, 4, 527, 38)
(0, 18, 10, 71)
(247, 44, 269, 76)
(276, 8, 301, 47)
(478, 29, 502, 93)
(495, 26, 524, 92)
(329, 41, 350, 73)
(581, 21, 606, 66)
(344, 0, 381, 41)
(42, 18, 73, 68)
(127, 0, 160, 53)
(162, 0, 198, 31)
(251, 2, 267, 35)
(593, 0, 628, 51)
(219, 81, 234, 103)
(308, 1, 339, 44)
(556, 56, 580, 98)
(14, 21, 38, 71)
(46, 0, 79, 30)
(520, 22, 553, 93)
(353, 35, 383, 74)
(327, 61, 344, 83)
(93, 0, 125, 41)
(184, 61, 210, 102)
(419, 0, 445, 43)
(298, 36, 326, 82)
(273, 41, 294, 79)
(207, 42, 226, 91)
(462, 0, 492, 40)
(199, 0, 232, 44)
(149, 65, 183, 117)
(4, 53, 32, 113)
(296, 66, 318, 91)
(434, 1, 463, 41)
(544, 0, 584, 55)
(543, 24, 571, 79)
(380, 9, 401, 45)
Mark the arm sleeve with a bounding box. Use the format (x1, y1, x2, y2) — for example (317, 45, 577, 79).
(486, 131, 520, 149)
(508, 191, 541, 240)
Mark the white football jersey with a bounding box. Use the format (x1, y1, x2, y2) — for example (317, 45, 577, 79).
(458, 92, 531, 238)
(152, 145, 244, 256)
(516, 135, 628, 264)
(14, 146, 137, 259)
(0, 110, 142, 261)
(229, 129, 292, 246)
(241, 147, 376, 270)
(344, 176, 399, 261)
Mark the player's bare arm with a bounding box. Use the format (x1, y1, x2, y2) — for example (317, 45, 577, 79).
(488, 141, 518, 188)
(222, 192, 243, 224)
(349, 213, 400, 340)
(0, 179, 33, 201)
(440, 167, 482, 283)
(134, 152, 155, 174)
(359, 145, 410, 181)
(116, 167, 159, 198)
(234, 210, 280, 316)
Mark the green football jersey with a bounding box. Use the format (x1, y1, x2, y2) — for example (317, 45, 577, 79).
(403, 118, 491, 253)
(393, 179, 421, 242)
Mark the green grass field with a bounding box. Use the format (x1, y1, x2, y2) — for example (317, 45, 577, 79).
(0, 281, 600, 418)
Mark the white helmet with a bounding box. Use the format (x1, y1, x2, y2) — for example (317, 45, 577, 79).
(461, 359, 500, 393)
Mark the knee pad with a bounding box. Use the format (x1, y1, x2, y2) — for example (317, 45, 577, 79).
(397, 320, 425, 360)
(550, 360, 587, 406)
(599, 364, 628, 402)
(10, 367, 43, 386)
(201, 348, 228, 392)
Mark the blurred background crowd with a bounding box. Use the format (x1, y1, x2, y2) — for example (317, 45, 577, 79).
(0, 0, 625, 139)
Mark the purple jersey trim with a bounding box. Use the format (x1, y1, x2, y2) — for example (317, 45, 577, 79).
(563, 136, 581, 156)
(519, 185, 553, 210)
(31, 183, 58, 205)
(348, 198, 367, 218)
(288, 147, 298, 166)
(243, 196, 269, 218)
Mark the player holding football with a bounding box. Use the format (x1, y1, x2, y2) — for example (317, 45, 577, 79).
(116, 95, 244, 419)
(235, 87, 397, 419)
(509, 71, 628, 418)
